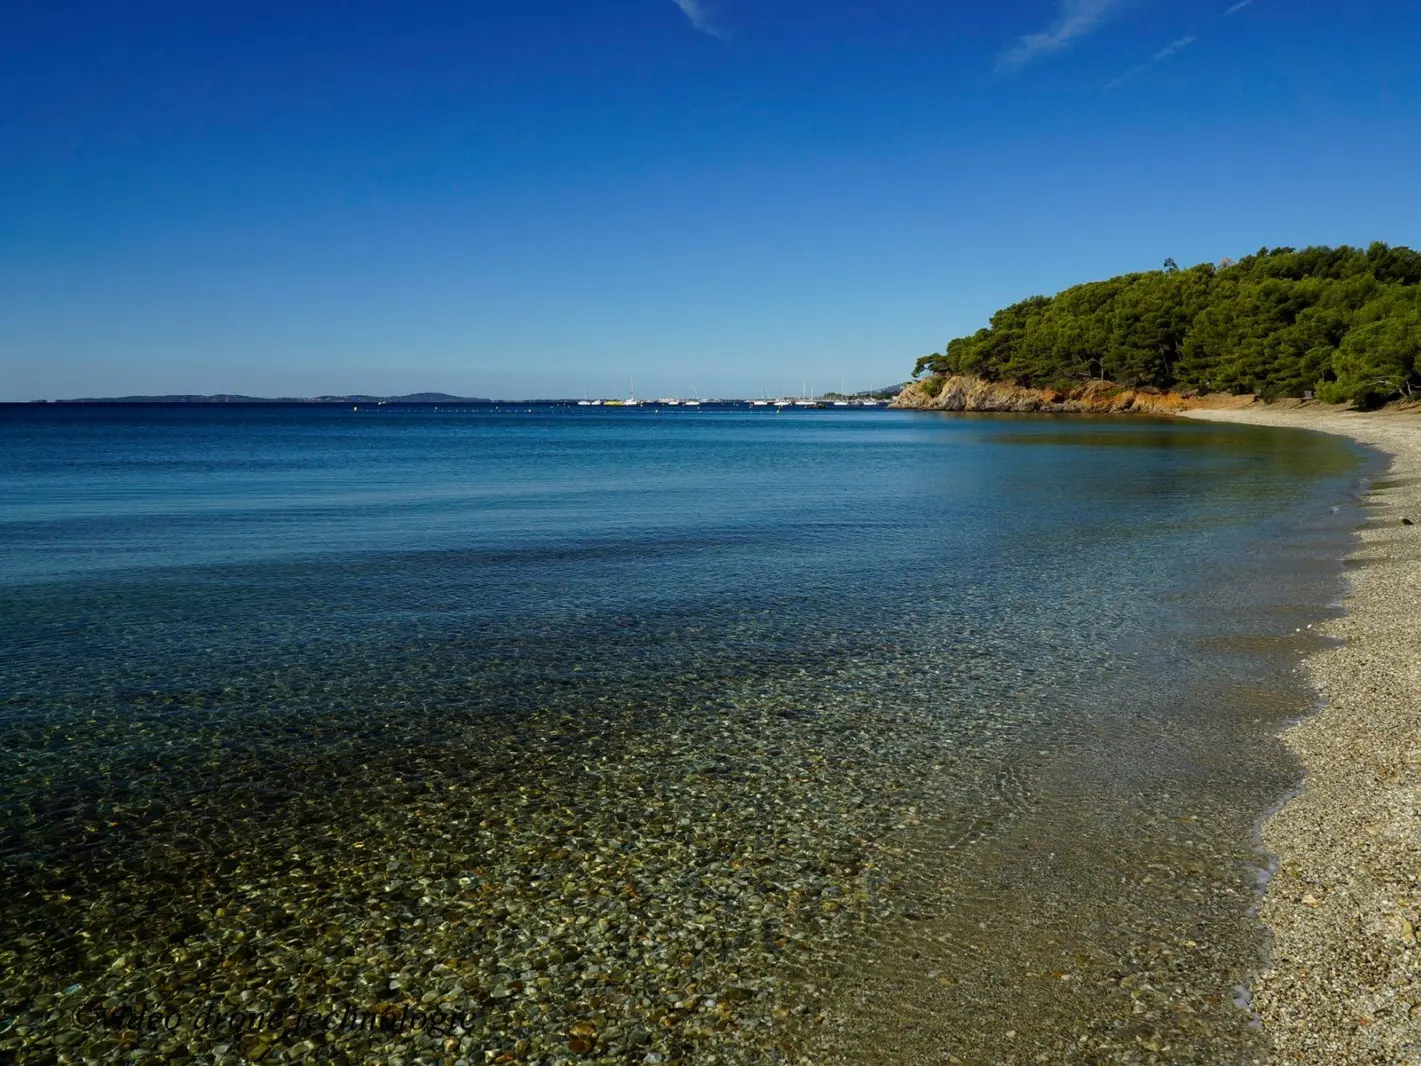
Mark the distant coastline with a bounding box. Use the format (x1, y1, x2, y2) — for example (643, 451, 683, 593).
(14, 391, 905, 407)
(25, 392, 493, 405)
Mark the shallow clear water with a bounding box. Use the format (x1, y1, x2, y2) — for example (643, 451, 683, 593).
(0, 404, 1372, 1064)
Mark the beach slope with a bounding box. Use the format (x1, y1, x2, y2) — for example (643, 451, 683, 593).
(1182, 405, 1421, 1065)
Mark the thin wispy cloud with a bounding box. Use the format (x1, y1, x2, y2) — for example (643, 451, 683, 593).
(1107, 1, 1255, 89)
(1108, 33, 1194, 86)
(998, 0, 1130, 72)
(1153, 35, 1196, 61)
(1105, 64, 1148, 89)
(672, 0, 726, 40)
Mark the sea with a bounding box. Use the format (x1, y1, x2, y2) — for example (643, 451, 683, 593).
(0, 403, 1377, 1065)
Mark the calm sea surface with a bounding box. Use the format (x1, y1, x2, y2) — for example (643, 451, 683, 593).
(0, 404, 1374, 1064)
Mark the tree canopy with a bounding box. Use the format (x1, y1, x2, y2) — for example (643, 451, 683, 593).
(913, 244, 1421, 406)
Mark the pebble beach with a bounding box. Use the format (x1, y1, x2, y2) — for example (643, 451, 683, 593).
(1183, 404, 1421, 1064)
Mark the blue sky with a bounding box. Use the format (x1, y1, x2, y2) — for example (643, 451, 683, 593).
(3, 0, 1418, 400)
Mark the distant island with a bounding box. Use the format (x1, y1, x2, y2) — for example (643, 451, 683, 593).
(40, 393, 492, 404)
(901, 244, 1421, 410)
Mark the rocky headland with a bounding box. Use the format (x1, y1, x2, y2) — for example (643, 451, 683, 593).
(891, 375, 1214, 414)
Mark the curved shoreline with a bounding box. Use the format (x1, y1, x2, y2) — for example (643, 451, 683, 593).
(1181, 405, 1421, 1065)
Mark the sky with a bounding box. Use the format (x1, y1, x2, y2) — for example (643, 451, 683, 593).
(3, 0, 1419, 401)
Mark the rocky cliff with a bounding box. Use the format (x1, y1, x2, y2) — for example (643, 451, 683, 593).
(891, 375, 1209, 414)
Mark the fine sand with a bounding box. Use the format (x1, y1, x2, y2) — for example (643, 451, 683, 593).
(1181, 404, 1421, 1064)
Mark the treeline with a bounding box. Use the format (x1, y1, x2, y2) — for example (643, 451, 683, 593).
(914, 244, 1421, 406)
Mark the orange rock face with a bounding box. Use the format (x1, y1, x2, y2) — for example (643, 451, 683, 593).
(890, 375, 1250, 414)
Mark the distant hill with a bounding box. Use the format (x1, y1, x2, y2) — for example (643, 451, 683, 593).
(863, 383, 910, 400)
(51, 393, 492, 404)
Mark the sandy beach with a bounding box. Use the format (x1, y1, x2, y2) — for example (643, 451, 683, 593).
(1182, 404, 1421, 1064)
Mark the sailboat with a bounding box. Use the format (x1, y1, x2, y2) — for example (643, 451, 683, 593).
(623, 377, 643, 407)
(683, 385, 702, 407)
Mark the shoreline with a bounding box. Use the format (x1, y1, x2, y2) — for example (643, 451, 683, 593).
(1180, 405, 1421, 1065)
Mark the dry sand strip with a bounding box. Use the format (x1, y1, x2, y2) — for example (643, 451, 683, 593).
(1181, 404, 1421, 1065)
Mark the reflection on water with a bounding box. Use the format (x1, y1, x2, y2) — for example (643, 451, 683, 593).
(0, 405, 1373, 1063)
